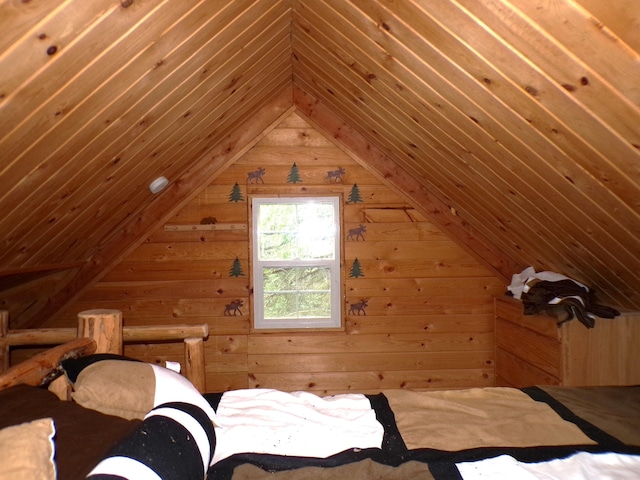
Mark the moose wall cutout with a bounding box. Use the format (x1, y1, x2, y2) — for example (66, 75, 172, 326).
(247, 167, 266, 184)
(349, 299, 368, 315)
(326, 167, 345, 183)
(224, 299, 244, 316)
(347, 224, 367, 241)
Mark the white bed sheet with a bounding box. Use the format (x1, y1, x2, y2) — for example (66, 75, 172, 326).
(211, 389, 384, 464)
(457, 452, 640, 480)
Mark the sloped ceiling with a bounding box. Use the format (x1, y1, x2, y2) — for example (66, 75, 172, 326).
(1, 0, 639, 328)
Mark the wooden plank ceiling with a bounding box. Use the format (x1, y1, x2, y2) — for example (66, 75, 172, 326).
(1, 0, 638, 327)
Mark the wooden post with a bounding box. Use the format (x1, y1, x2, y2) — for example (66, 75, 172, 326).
(184, 338, 206, 393)
(0, 311, 9, 372)
(77, 309, 123, 354)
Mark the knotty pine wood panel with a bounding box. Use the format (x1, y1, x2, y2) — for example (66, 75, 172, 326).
(0, 0, 68, 52)
(495, 348, 561, 388)
(344, 222, 449, 242)
(146, 228, 247, 244)
(81, 278, 250, 302)
(293, 87, 521, 287)
(206, 372, 249, 392)
(38, 45, 292, 266)
(249, 351, 493, 373)
(248, 369, 494, 394)
(495, 318, 561, 379)
(345, 207, 429, 224)
(1, 1, 216, 250)
(346, 314, 494, 335)
(239, 146, 359, 166)
(572, 0, 640, 51)
(346, 240, 490, 261)
(125, 241, 249, 262)
(216, 164, 381, 187)
(170, 202, 247, 224)
(2, 2, 291, 268)
(102, 260, 245, 282)
(346, 297, 494, 317)
(349, 258, 493, 280)
(294, 0, 640, 305)
(248, 332, 493, 354)
(562, 313, 640, 386)
(65, 298, 250, 322)
(0, 268, 79, 325)
(72, 110, 500, 392)
(255, 127, 336, 148)
(293, 44, 567, 289)
(294, 1, 637, 300)
(346, 278, 504, 298)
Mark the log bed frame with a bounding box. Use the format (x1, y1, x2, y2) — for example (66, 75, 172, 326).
(0, 309, 209, 397)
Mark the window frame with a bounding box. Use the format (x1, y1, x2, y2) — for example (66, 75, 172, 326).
(250, 195, 343, 331)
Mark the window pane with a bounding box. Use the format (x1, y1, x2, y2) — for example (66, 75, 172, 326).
(258, 202, 335, 260)
(252, 195, 341, 330)
(263, 267, 330, 290)
(263, 267, 331, 319)
(264, 292, 331, 319)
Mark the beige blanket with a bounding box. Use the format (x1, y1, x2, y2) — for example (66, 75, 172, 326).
(384, 387, 595, 451)
(230, 459, 435, 480)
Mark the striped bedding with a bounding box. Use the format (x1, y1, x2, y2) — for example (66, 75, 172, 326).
(3, 383, 639, 480)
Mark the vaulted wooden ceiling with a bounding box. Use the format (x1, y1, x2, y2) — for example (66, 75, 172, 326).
(1, 0, 639, 328)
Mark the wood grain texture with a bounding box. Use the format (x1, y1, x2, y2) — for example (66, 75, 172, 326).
(60, 112, 501, 393)
(1, 0, 639, 330)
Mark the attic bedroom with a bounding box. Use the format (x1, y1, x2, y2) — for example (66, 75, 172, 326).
(1, 0, 639, 393)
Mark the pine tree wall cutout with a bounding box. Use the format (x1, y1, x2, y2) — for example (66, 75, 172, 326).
(228, 182, 244, 203)
(229, 257, 244, 277)
(287, 162, 302, 183)
(349, 258, 364, 278)
(348, 183, 363, 203)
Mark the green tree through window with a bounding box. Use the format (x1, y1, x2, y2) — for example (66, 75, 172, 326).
(252, 196, 341, 329)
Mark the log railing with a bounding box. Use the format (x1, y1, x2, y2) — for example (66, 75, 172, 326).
(0, 309, 209, 393)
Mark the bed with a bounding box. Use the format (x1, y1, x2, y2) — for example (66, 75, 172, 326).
(1, 310, 639, 480)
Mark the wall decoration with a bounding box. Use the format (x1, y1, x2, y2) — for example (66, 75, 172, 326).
(224, 299, 244, 316)
(348, 299, 368, 315)
(349, 258, 364, 278)
(247, 167, 266, 184)
(229, 257, 244, 277)
(287, 163, 302, 183)
(347, 224, 367, 241)
(326, 167, 345, 183)
(228, 182, 244, 202)
(348, 183, 363, 203)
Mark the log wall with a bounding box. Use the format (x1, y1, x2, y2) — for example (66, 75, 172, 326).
(59, 112, 504, 394)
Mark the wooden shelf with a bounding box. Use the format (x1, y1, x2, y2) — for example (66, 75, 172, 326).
(164, 223, 247, 232)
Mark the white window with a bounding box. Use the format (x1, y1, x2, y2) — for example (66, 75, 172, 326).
(251, 196, 342, 330)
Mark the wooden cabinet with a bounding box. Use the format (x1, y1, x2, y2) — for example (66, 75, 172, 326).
(495, 296, 640, 387)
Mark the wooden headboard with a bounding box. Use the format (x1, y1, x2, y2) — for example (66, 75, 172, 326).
(0, 309, 208, 395)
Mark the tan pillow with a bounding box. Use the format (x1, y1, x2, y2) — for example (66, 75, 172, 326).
(71, 360, 155, 420)
(70, 359, 218, 424)
(0, 418, 56, 480)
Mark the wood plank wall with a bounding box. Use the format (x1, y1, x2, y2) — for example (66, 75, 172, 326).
(60, 111, 504, 394)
